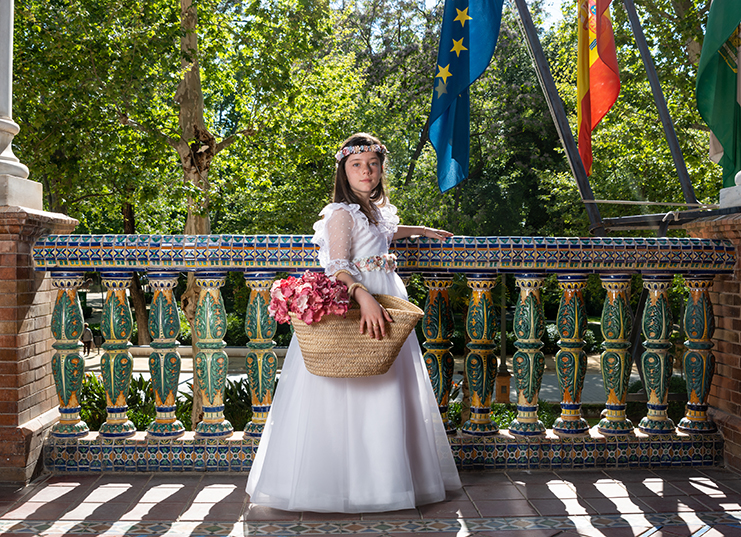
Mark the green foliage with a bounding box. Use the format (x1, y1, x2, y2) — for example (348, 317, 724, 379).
(223, 378, 253, 431)
(178, 310, 193, 346)
(225, 313, 249, 347)
(79, 373, 108, 431)
(126, 375, 156, 431)
(626, 375, 687, 424)
(176, 384, 193, 431)
(78, 374, 251, 432)
(447, 400, 560, 429)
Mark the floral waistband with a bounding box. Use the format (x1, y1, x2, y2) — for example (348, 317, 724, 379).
(354, 254, 397, 273)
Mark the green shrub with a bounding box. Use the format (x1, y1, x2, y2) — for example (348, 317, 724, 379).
(78, 373, 253, 432)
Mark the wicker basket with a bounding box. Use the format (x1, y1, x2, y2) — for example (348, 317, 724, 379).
(290, 294, 424, 378)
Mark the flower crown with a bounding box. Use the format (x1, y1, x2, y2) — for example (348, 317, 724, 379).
(334, 144, 388, 162)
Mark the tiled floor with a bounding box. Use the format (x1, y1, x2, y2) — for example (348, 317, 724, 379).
(1, 468, 741, 536)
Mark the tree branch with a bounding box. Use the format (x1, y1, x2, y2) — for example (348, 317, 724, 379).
(215, 128, 254, 154)
(117, 108, 179, 149)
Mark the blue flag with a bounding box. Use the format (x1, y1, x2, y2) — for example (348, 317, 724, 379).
(429, 0, 504, 192)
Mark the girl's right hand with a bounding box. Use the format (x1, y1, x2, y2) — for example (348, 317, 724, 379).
(355, 289, 394, 340)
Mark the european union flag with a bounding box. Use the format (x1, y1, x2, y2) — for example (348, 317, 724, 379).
(429, 0, 505, 192)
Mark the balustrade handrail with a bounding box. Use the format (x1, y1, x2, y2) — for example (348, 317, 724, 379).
(37, 232, 734, 447)
(32, 234, 736, 274)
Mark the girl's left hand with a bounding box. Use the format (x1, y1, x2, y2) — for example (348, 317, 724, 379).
(422, 227, 454, 240)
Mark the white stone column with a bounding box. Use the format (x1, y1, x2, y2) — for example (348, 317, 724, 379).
(0, 0, 41, 210)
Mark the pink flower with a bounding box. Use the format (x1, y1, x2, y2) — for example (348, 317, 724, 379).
(268, 271, 351, 325)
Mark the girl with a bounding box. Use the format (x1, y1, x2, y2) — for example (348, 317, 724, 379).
(246, 133, 461, 513)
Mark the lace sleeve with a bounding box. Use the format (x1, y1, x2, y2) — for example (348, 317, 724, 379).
(311, 204, 362, 277)
(377, 202, 399, 244)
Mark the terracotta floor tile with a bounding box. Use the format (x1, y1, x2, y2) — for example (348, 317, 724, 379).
(190, 483, 246, 503)
(60, 501, 133, 521)
(243, 503, 302, 521)
(692, 492, 741, 512)
(514, 483, 579, 499)
(459, 470, 513, 485)
(43, 475, 100, 487)
(0, 487, 30, 503)
(300, 510, 362, 521)
(131, 483, 196, 504)
(603, 469, 660, 483)
(621, 479, 686, 498)
(417, 499, 480, 518)
(179, 501, 245, 522)
(444, 486, 470, 501)
(23, 484, 91, 503)
(584, 496, 649, 515)
(669, 477, 733, 497)
(506, 470, 562, 484)
(361, 507, 421, 519)
(464, 483, 525, 500)
(117, 501, 187, 521)
(529, 498, 596, 516)
(1, 500, 71, 520)
(474, 498, 539, 517)
(633, 495, 713, 513)
(573, 480, 630, 499)
(473, 530, 562, 537)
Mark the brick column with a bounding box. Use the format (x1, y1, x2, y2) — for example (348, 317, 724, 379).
(685, 215, 741, 471)
(0, 206, 77, 484)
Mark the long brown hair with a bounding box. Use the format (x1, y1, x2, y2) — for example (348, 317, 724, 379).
(333, 132, 389, 225)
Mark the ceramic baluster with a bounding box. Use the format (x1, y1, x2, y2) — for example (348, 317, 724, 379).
(50, 272, 89, 438)
(99, 272, 136, 438)
(244, 273, 278, 437)
(461, 276, 499, 436)
(422, 276, 456, 434)
(146, 272, 185, 439)
(598, 275, 635, 435)
(510, 275, 546, 436)
(553, 275, 589, 436)
(638, 275, 676, 435)
(194, 272, 233, 438)
(678, 276, 717, 433)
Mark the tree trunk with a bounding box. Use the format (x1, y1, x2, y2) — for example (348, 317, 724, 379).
(123, 201, 152, 345)
(175, 0, 217, 430)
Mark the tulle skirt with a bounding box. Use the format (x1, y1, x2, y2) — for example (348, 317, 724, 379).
(245, 271, 461, 513)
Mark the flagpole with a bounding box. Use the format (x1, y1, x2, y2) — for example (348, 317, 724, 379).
(512, 0, 606, 236)
(622, 0, 698, 205)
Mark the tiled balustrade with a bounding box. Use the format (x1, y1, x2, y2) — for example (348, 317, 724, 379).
(33, 235, 735, 471)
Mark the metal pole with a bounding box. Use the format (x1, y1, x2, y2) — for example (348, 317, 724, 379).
(621, 0, 698, 205)
(513, 0, 606, 236)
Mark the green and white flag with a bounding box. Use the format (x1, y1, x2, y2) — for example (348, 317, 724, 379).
(696, 0, 741, 188)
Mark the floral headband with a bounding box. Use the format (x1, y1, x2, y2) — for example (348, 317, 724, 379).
(334, 144, 389, 162)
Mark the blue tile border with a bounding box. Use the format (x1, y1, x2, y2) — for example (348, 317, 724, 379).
(44, 430, 724, 474)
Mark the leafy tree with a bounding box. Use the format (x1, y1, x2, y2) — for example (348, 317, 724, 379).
(542, 0, 721, 235)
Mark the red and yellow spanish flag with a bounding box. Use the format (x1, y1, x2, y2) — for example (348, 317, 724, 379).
(577, 0, 620, 175)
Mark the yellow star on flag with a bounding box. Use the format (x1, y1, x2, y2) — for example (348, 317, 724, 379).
(454, 7, 472, 27)
(436, 63, 452, 83)
(435, 80, 448, 98)
(451, 37, 467, 57)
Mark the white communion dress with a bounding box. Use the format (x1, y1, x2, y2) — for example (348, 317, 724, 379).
(245, 202, 461, 513)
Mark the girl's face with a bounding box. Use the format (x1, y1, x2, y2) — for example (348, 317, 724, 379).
(344, 152, 381, 200)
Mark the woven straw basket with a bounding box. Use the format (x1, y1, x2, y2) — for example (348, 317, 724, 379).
(290, 294, 424, 378)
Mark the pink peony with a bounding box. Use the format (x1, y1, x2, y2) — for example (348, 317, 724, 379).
(268, 271, 351, 325)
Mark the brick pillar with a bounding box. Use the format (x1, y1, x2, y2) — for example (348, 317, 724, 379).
(0, 206, 77, 484)
(685, 215, 741, 471)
